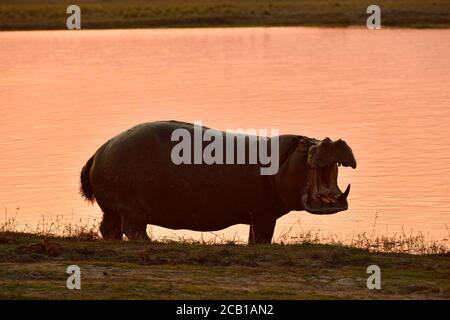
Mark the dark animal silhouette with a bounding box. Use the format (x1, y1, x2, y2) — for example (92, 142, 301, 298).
(80, 121, 356, 244)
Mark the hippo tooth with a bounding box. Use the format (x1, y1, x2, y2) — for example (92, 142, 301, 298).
(327, 196, 336, 204)
(320, 196, 331, 204)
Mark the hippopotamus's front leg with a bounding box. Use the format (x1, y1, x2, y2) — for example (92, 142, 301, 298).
(248, 215, 277, 245)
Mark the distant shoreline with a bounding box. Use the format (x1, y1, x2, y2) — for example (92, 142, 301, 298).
(1, 0, 449, 31)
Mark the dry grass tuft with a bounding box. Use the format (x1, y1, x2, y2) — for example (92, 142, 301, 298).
(1, 208, 100, 241)
(1, 209, 448, 255)
(277, 216, 449, 255)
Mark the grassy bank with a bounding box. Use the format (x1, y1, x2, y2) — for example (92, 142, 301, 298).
(0, 231, 449, 299)
(0, 0, 450, 31)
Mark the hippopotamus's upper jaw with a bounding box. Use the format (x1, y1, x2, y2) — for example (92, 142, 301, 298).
(307, 137, 356, 169)
(301, 138, 356, 215)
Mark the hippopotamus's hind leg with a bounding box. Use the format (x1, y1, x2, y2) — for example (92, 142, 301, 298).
(248, 216, 276, 245)
(119, 209, 150, 241)
(99, 206, 123, 240)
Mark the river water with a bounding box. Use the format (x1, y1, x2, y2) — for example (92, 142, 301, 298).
(1, 27, 449, 241)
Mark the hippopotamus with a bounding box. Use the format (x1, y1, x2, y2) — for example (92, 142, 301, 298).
(80, 121, 356, 244)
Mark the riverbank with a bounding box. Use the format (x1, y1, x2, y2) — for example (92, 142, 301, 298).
(1, 0, 449, 31)
(0, 231, 449, 299)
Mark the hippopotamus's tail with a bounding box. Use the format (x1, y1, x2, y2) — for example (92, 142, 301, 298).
(80, 155, 95, 203)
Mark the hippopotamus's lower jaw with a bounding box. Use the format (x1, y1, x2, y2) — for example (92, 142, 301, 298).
(301, 162, 352, 215)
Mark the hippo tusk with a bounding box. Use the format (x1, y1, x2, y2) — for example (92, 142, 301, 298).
(338, 184, 351, 201)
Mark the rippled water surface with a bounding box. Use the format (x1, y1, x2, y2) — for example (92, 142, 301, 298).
(1, 27, 449, 240)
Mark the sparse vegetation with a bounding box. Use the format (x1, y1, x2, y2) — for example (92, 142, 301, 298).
(0, 213, 449, 299)
(0, 0, 449, 31)
(1, 208, 100, 240)
(2, 211, 448, 255)
(0, 231, 449, 299)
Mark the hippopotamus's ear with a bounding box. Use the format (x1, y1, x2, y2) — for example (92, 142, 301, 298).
(295, 137, 312, 153)
(278, 136, 310, 165)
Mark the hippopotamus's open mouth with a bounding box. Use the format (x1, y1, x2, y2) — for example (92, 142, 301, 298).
(301, 137, 356, 215)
